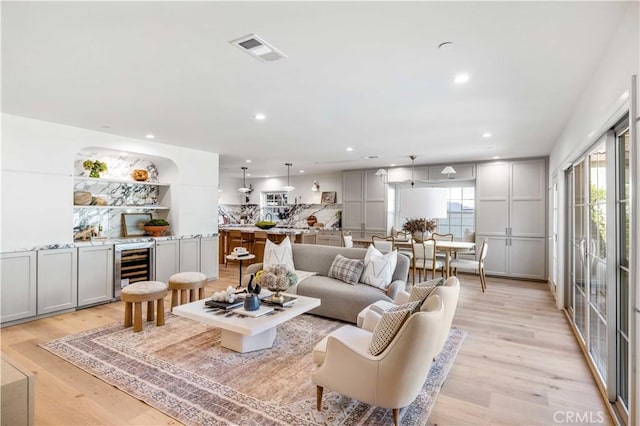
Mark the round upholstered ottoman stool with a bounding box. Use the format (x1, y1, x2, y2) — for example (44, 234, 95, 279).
(121, 281, 168, 332)
(168, 272, 208, 310)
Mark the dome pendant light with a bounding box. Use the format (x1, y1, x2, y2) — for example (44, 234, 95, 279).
(238, 166, 251, 193)
(283, 162, 295, 192)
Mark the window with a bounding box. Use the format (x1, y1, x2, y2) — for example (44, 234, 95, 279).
(261, 192, 289, 221)
(435, 186, 475, 239)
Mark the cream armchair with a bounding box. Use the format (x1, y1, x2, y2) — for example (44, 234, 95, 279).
(312, 296, 444, 426)
(356, 276, 460, 357)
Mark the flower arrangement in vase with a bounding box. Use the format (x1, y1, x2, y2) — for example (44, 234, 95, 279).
(402, 218, 437, 242)
(83, 160, 107, 178)
(254, 264, 298, 303)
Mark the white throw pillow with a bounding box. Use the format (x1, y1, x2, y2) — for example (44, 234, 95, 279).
(263, 238, 295, 271)
(361, 246, 398, 289)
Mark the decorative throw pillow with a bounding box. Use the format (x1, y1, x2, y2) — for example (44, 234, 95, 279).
(328, 254, 365, 285)
(408, 277, 446, 304)
(388, 301, 421, 314)
(263, 238, 295, 271)
(361, 246, 398, 289)
(368, 308, 411, 356)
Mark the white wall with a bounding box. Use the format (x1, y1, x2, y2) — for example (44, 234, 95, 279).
(218, 171, 343, 205)
(549, 3, 639, 173)
(547, 1, 639, 310)
(1, 114, 219, 251)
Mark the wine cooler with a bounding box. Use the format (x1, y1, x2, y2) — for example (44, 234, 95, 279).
(114, 241, 155, 298)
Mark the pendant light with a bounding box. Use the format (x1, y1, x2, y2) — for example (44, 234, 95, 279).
(283, 162, 295, 192)
(409, 155, 417, 187)
(238, 166, 251, 193)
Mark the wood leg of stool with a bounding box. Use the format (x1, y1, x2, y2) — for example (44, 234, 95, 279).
(189, 288, 196, 302)
(157, 298, 165, 326)
(198, 286, 205, 300)
(124, 302, 132, 327)
(147, 300, 155, 322)
(180, 289, 187, 305)
(133, 302, 143, 332)
(171, 289, 179, 310)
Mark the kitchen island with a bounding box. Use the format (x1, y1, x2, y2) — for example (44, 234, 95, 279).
(218, 225, 320, 263)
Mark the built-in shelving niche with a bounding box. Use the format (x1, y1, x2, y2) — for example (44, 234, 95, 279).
(73, 149, 174, 239)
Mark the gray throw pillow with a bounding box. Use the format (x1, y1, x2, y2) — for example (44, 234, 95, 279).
(328, 254, 365, 285)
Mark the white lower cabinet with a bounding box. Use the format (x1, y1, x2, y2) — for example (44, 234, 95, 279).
(37, 248, 77, 314)
(478, 235, 546, 280)
(156, 239, 179, 283)
(1, 251, 37, 323)
(78, 245, 114, 307)
(200, 236, 218, 280)
(179, 237, 201, 272)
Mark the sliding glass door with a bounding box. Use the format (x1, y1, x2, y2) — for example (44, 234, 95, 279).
(567, 117, 630, 423)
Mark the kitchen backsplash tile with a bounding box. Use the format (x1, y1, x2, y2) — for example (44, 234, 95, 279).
(219, 203, 342, 229)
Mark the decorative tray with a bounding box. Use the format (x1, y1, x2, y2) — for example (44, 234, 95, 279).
(204, 299, 243, 310)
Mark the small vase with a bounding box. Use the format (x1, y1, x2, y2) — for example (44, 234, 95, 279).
(269, 290, 284, 304)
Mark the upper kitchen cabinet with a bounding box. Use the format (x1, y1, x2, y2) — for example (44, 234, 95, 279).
(342, 170, 387, 236)
(428, 164, 475, 182)
(387, 166, 429, 183)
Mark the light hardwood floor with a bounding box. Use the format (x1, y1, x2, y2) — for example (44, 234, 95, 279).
(1, 267, 611, 425)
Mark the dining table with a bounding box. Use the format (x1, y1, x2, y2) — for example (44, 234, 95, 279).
(352, 237, 475, 278)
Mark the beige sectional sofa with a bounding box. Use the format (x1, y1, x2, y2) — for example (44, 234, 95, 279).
(245, 243, 410, 323)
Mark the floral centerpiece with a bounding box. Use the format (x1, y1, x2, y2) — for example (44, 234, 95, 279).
(83, 160, 107, 178)
(254, 264, 298, 303)
(402, 218, 437, 242)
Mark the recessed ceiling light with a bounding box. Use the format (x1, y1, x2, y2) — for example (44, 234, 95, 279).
(453, 73, 470, 84)
(246, 159, 252, 163)
(493, 156, 500, 160)
(145, 134, 155, 139)
(299, 170, 304, 173)
(247, 173, 252, 176)
(438, 41, 453, 50)
(390, 164, 396, 167)
(346, 147, 354, 152)
(254, 113, 266, 120)
(482, 132, 492, 138)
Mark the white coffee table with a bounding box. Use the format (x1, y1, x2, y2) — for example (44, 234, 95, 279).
(172, 293, 321, 353)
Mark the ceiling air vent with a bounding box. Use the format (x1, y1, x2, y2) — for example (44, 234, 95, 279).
(230, 34, 286, 63)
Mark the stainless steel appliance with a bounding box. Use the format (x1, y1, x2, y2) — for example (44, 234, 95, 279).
(114, 241, 155, 298)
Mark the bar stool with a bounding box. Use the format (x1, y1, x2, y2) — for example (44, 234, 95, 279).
(253, 231, 268, 263)
(168, 272, 207, 310)
(121, 281, 168, 332)
(226, 230, 244, 267)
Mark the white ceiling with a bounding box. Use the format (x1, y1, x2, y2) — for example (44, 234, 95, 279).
(1, 1, 631, 178)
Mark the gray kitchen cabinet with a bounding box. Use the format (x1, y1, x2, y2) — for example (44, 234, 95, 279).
(1, 251, 37, 323)
(342, 169, 387, 237)
(179, 237, 201, 272)
(156, 239, 179, 283)
(476, 158, 546, 279)
(428, 163, 475, 181)
(316, 230, 342, 247)
(200, 236, 218, 280)
(37, 248, 77, 314)
(78, 245, 113, 307)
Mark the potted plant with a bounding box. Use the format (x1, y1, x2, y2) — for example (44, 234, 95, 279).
(83, 160, 107, 178)
(143, 218, 170, 237)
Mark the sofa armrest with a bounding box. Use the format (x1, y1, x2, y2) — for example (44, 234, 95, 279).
(385, 280, 406, 300)
(245, 263, 263, 275)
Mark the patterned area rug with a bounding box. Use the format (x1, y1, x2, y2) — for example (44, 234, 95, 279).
(41, 313, 465, 425)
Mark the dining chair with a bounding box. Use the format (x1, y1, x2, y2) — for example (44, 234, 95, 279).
(413, 238, 445, 282)
(449, 239, 489, 292)
(371, 235, 395, 253)
(431, 232, 454, 261)
(341, 231, 353, 248)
